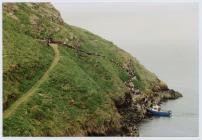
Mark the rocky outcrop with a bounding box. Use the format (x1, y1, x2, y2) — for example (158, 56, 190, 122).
(112, 59, 182, 136)
(114, 88, 182, 136)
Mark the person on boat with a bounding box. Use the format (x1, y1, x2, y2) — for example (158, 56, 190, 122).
(152, 105, 161, 111)
(158, 106, 161, 111)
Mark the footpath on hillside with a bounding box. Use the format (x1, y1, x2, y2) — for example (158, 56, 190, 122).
(4, 44, 60, 119)
(4, 40, 137, 119)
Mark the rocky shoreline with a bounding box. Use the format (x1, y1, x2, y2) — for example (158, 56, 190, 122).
(111, 59, 182, 136)
(115, 88, 182, 136)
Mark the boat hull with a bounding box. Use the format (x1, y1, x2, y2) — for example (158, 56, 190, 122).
(148, 109, 171, 117)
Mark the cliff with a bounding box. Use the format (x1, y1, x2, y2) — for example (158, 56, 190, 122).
(3, 3, 182, 136)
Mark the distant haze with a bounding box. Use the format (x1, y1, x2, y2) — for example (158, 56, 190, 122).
(52, 3, 198, 42)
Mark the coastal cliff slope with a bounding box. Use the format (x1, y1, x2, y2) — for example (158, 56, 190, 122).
(3, 3, 182, 136)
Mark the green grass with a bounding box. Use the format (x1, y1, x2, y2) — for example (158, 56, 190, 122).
(3, 3, 160, 136)
(3, 22, 54, 110)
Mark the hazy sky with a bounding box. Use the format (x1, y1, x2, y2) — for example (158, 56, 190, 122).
(52, 2, 198, 44)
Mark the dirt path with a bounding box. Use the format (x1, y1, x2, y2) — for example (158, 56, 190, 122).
(4, 44, 60, 119)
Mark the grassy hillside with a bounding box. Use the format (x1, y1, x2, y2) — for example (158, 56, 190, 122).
(3, 3, 181, 136)
(3, 12, 54, 110)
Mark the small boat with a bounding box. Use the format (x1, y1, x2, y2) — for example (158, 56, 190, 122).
(147, 105, 171, 117)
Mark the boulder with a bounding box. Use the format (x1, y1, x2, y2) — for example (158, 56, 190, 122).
(128, 82, 134, 88)
(134, 89, 140, 94)
(152, 85, 161, 92)
(132, 76, 137, 80)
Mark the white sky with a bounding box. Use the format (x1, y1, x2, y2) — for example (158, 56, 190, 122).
(52, 2, 198, 43)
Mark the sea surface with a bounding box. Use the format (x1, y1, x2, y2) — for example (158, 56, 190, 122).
(118, 40, 199, 137)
